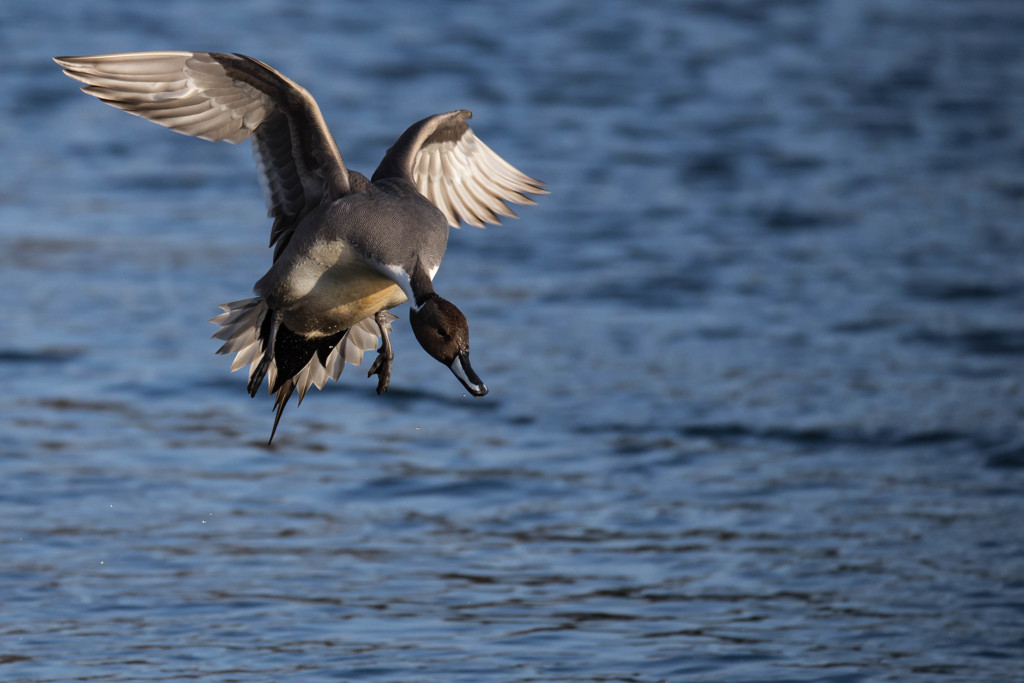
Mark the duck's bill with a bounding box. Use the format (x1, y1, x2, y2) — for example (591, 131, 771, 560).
(450, 352, 488, 397)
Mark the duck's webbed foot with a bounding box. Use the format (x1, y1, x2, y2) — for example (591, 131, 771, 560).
(249, 309, 282, 397)
(367, 310, 394, 395)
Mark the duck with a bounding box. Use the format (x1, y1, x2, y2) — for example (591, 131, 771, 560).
(54, 51, 545, 442)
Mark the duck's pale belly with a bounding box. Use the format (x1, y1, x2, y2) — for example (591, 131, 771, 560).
(267, 244, 409, 337)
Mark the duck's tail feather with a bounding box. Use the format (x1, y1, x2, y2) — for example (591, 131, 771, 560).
(269, 382, 294, 445)
(210, 297, 397, 441)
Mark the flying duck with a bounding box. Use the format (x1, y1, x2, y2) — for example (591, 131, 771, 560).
(54, 51, 545, 442)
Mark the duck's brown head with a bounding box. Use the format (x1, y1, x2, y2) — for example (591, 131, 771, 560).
(410, 295, 488, 397)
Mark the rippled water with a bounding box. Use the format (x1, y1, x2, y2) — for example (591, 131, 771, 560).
(2, 0, 1024, 680)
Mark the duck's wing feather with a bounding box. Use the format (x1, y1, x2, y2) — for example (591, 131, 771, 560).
(373, 110, 547, 228)
(54, 51, 349, 257)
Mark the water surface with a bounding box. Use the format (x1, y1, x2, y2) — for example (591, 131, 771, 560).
(2, 1, 1024, 681)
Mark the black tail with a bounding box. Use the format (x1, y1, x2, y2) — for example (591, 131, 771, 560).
(256, 316, 346, 444)
(269, 383, 295, 445)
(213, 299, 386, 444)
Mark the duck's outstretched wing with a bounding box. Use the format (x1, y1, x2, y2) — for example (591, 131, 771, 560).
(372, 110, 547, 228)
(55, 51, 349, 257)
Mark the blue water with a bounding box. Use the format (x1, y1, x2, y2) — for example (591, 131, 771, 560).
(2, 0, 1024, 680)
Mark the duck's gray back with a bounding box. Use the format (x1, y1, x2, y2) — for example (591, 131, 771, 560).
(328, 177, 450, 277)
(253, 177, 449, 326)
